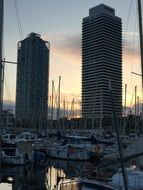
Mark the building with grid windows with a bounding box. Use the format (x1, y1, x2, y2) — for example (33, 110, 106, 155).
(81, 4, 122, 123)
(15, 33, 50, 127)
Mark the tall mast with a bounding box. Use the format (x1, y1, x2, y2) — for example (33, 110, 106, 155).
(123, 84, 127, 134)
(109, 81, 128, 190)
(138, 0, 143, 131)
(57, 76, 61, 133)
(57, 76, 61, 120)
(0, 0, 3, 176)
(51, 80, 54, 121)
(49, 80, 54, 133)
(135, 86, 137, 132)
(138, 0, 143, 88)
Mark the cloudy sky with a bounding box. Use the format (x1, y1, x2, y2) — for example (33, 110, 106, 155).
(3, 0, 141, 109)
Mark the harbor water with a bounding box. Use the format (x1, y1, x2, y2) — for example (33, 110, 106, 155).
(0, 156, 142, 190)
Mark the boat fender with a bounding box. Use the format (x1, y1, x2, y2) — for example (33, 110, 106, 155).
(131, 160, 137, 169)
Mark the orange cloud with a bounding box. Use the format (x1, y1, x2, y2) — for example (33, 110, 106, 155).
(42, 33, 81, 64)
(122, 34, 142, 107)
(42, 33, 82, 103)
(43, 32, 142, 108)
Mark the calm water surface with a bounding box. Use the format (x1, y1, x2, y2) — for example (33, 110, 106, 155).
(0, 157, 141, 190)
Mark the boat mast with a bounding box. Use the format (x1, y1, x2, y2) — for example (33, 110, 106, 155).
(135, 86, 137, 132)
(0, 0, 3, 178)
(57, 76, 61, 120)
(49, 80, 54, 134)
(138, 0, 143, 132)
(138, 0, 143, 86)
(57, 76, 61, 133)
(109, 81, 128, 190)
(123, 84, 127, 134)
(51, 81, 54, 120)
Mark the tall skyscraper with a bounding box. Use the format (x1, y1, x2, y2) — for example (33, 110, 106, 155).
(16, 33, 50, 126)
(82, 4, 122, 122)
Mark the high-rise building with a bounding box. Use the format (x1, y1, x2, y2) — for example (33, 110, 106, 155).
(82, 4, 122, 122)
(16, 33, 50, 126)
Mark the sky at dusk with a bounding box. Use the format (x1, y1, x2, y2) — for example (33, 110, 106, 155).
(3, 0, 142, 110)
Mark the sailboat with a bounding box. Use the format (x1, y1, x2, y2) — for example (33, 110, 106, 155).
(110, 167, 143, 190)
(109, 1, 143, 190)
(57, 177, 116, 190)
(0, 0, 4, 170)
(123, 0, 143, 160)
(0, 0, 32, 166)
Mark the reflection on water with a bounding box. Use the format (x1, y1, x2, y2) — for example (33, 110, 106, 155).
(46, 159, 87, 190)
(0, 157, 142, 190)
(0, 159, 96, 190)
(0, 163, 47, 190)
(0, 183, 12, 190)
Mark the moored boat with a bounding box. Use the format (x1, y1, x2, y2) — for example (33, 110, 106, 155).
(47, 144, 90, 161)
(1, 147, 30, 165)
(58, 177, 116, 190)
(110, 167, 143, 190)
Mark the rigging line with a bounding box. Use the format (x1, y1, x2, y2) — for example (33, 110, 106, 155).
(123, 0, 134, 45)
(4, 74, 13, 109)
(53, 81, 57, 113)
(131, 6, 137, 76)
(52, 82, 59, 119)
(14, 0, 23, 39)
(4, 66, 13, 105)
(13, 0, 23, 40)
(129, 87, 136, 114)
(131, 6, 138, 87)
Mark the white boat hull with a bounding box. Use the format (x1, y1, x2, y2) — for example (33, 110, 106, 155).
(1, 147, 29, 165)
(1, 155, 26, 165)
(110, 168, 143, 190)
(47, 146, 89, 161)
(58, 177, 115, 190)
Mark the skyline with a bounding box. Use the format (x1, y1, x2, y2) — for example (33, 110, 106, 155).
(3, 0, 142, 111)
